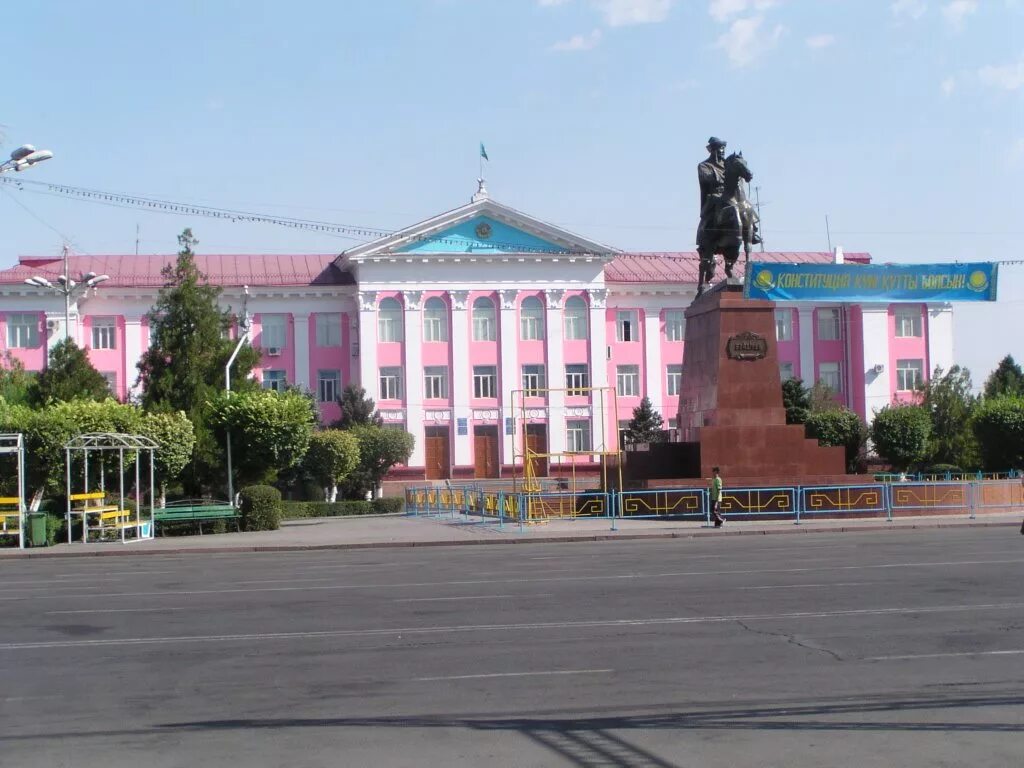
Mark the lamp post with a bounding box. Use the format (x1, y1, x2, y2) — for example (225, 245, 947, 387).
(0, 144, 54, 175)
(24, 245, 110, 342)
(225, 286, 251, 507)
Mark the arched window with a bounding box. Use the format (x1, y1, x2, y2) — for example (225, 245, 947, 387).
(423, 297, 449, 342)
(520, 296, 545, 341)
(377, 297, 403, 342)
(472, 296, 496, 341)
(563, 295, 588, 340)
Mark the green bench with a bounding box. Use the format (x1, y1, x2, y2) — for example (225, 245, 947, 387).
(154, 500, 240, 534)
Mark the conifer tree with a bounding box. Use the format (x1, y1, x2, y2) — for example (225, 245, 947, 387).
(624, 396, 665, 446)
(983, 355, 1024, 399)
(31, 339, 110, 405)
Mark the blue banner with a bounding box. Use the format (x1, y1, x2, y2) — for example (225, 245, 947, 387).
(744, 262, 998, 302)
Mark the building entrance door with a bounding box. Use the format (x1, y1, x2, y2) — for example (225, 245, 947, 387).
(523, 424, 548, 480)
(473, 425, 500, 479)
(424, 426, 451, 480)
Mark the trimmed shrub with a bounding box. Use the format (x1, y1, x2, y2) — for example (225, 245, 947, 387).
(239, 484, 282, 531)
(972, 396, 1024, 471)
(870, 405, 931, 471)
(279, 499, 384, 518)
(371, 497, 404, 515)
(805, 409, 867, 473)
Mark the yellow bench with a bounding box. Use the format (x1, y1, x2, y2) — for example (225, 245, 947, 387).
(0, 496, 21, 537)
(71, 493, 141, 541)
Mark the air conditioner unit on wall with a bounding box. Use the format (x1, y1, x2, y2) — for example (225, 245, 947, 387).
(46, 319, 59, 330)
(267, 347, 281, 357)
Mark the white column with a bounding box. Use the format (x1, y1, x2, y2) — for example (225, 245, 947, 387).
(545, 289, 566, 457)
(449, 291, 471, 468)
(798, 307, 815, 384)
(861, 306, 891, 423)
(357, 291, 377, 397)
(587, 289, 610, 448)
(403, 291, 425, 469)
(927, 303, 954, 374)
(124, 318, 143, 397)
(44, 312, 64, 355)
(499, 289, 519, 467)
(293, 313, 310, 390)
(643, 309, 662, 407)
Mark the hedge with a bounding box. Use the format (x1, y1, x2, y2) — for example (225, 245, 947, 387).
(239, 485, 283, 531)
(280, 498, 403, 519)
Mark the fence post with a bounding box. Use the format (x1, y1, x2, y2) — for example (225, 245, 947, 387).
(498, 491, 505, 530)
(969, 481, 976, 520)
(610, 490, 618, 531)
(795, 486, 802, 525)
(519, 493, 526, 533)
(885, 482, 893, 522)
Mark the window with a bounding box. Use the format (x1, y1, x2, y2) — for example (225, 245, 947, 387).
(566, 420, 592, 452)
(378, 298, 403, 342)
(315, 313, 341, 347)
(779, 362, 795, 381)
(565, 364, 589, 396)
(522, 364, 546, 396)
(564, 296, 588, 340)
(101, 371, 117, 395)
(618, 420, 631, 447)
(895, 307, 923, 338)
(423, 297, 448, 342)
(897, 359, 924, 391)
(260, 314, 287, 349)
(616, 310, 639, 342)
(473, 366, 497, 399)
(818, 362, 842, 392)
(472, 297, 495, 341)
(775, 310, 793, 342)
(262, 370, 287, 392)
(664, 310, 685, 342)
(617, 365, 640, 397)
(424, 366, 449, 399)
(318, 370, 341, 403)
(91, 317, 117, 350)
(379, 367, 403, 400)
(666, 365, 683, 397)
(817, 308, 841, 341)
(520, 296, 544, 340)
(6, 313, 38, 348)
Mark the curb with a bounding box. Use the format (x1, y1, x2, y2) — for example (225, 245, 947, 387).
(2, 518, 1018, 559)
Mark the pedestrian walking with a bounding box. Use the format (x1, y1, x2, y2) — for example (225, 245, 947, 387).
(709, 466, 725, 527)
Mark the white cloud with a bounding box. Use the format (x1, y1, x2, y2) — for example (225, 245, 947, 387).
(594, 0, 673, 27)
(716, 15, 784, 67)
(891, 0, 927, 19)
(708, 0, 777, 23)
(551, 28, 603, 51)
(978, 58, 1024, 90)
(538, 0, 571, 6)
(805, 33, 835, 49)
(941, 0, 977, 29)
(940, 76, 956, 95)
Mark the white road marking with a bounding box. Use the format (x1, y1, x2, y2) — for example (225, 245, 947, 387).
(414, 669, 613, 681)
(303, 561, 431, 571)
(746, 581, 874, 590)
(2, 602, 1021, 651)
(394, 594, 552, 603)
(867, 649, 1024, 661)
(44, 607, 186, 615)
(2, 558, 1019, 603)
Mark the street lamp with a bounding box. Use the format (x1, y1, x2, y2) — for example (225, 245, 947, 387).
(0, 144, 54, 174)
(225, 285, 252, 508)
(24, 245, 109, 342)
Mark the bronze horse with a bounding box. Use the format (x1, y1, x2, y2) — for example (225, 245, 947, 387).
(696, 151, 756, 296)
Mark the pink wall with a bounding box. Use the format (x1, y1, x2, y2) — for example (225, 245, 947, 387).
(888, 303, 929, 403)
(812, 308, 848, 407)
(252, 312, 296, 385)
(468, 291, 499, 408)
(847, 306, 867, 419)
(82, 315, 127, 400)
(309, 311, 349, 424)
(563, 291, 591, 409)
(0, 312, 46, 371)
(422, 292, 451, 405)
(775, 308, 800, 381)
(518, 291, 546, 407)
(659, 308, 686, 422)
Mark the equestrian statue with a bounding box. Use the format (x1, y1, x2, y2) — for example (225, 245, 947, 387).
(695, 136, 760, 296)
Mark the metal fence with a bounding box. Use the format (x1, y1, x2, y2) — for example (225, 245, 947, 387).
(404, 477, 1023, 531)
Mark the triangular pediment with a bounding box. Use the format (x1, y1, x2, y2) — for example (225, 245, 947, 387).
(337, 197, 618, 263)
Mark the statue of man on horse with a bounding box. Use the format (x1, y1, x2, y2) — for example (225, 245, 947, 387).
(695, 136, 761, 296)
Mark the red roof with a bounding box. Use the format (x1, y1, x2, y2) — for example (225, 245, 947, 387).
(0, 251, 870, 288)
(0, 253, 351, 287)
(605, 251, 871, 283)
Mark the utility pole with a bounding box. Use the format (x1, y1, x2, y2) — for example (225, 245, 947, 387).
(754, 186, 765, 253)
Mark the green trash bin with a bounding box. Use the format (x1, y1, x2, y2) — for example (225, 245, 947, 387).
(27, 512, 48, 547)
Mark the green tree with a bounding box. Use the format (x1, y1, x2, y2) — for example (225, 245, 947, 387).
(869, 405, 931, 471)
(918, 365, 979, 469)
(137, 411, 196, 506)
(624, 396, 665, 446)
(136, 229, 259, 492)
(782, 378, 810, 424)
(345, 424, 415, 498)
(333, 384, 383, 429)
(209, 388, 317, 486)
(31, 339, 110, 406)
(805, 408, 867, 472)
(983, 355, 1024, 399)
(0, 353, 37, 406)
(972, 396, 1024, 471)
(304, 429, 361, 502)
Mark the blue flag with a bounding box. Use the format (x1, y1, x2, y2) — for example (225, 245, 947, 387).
(480, 142, 489, 161)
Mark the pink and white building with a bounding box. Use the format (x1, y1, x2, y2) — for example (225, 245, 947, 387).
(0, 190, 953, 480)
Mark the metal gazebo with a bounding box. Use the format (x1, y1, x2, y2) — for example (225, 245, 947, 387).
(0, 433, 27, 548)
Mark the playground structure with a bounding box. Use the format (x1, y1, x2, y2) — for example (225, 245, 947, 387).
(64, 433, 158, 544)
(0, 434, 27, 548)
(509, 386, 623, 522)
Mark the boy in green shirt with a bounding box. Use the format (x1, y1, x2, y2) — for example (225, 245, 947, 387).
(709, 466, 724, 527)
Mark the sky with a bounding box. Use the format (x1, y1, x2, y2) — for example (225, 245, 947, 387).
(0, 0, 1021, 385)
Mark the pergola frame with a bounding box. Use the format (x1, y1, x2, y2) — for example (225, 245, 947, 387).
(64, 433, 158, 544)
(0, 433, 27, 549)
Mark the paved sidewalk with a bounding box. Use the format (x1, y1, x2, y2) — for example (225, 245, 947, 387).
(2, 509, 1021, 558)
